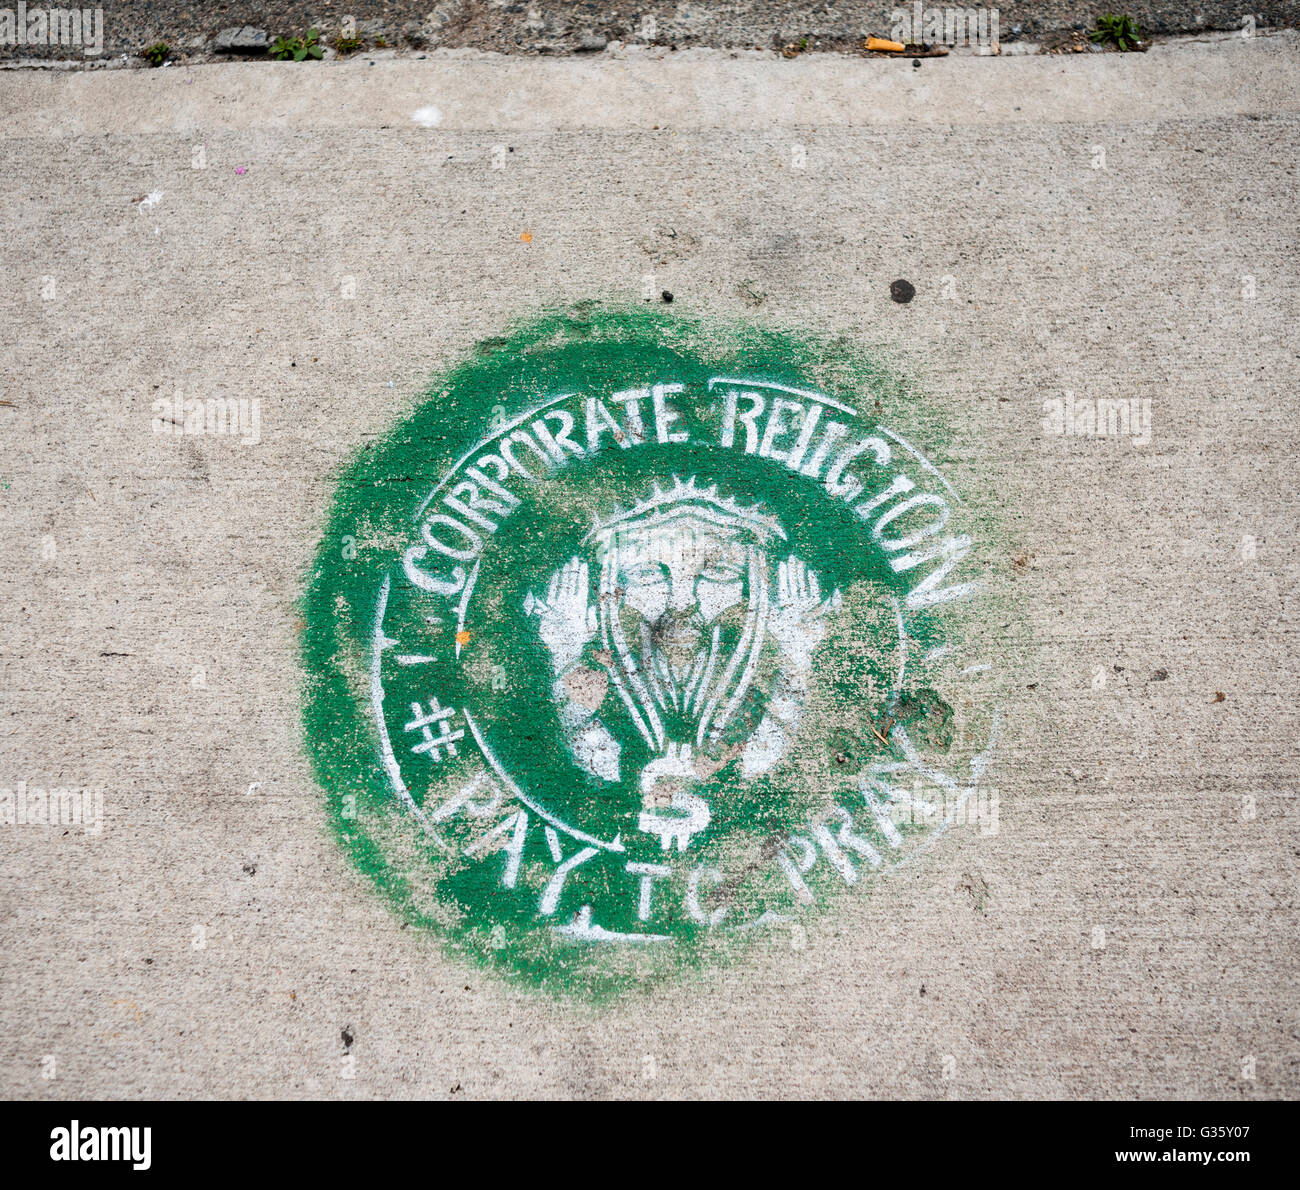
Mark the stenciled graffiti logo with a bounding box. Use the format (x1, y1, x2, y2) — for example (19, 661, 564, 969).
(302, 307, 1009, 995)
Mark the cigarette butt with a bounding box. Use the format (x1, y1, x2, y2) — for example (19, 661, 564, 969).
(866, 36, 906, 52)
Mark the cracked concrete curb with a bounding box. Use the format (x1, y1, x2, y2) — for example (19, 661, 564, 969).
(3, 25, 1299, 75)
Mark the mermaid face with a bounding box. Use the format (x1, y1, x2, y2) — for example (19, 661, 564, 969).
(613, 521, 751, 671)
(525, 477, 841, 848)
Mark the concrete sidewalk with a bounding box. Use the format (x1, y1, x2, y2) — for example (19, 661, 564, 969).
(0, 33, 1297, 1098)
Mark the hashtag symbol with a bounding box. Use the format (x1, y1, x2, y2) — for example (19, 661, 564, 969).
(403, 698, 464, 762)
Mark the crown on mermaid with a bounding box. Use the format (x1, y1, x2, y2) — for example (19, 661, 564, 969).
(587, 476, 786, 544)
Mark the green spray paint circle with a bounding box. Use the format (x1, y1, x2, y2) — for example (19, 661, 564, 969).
(301, 306, 1008, 998)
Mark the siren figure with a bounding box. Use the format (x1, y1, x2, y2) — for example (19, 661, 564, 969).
(524, 477, 841, 851)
